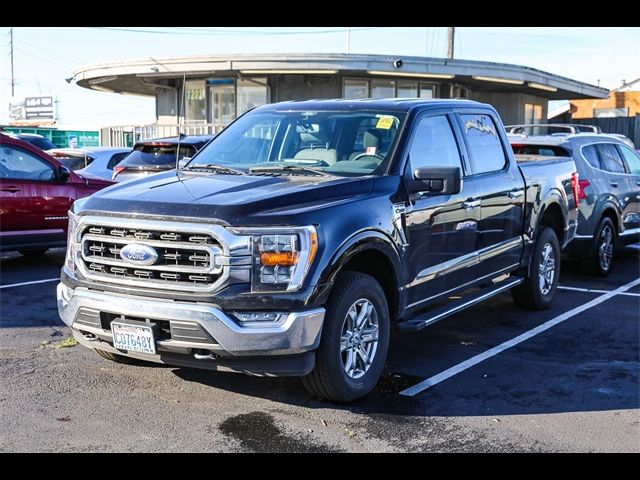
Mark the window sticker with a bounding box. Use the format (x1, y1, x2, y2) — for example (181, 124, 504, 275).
(366, 146, 377, 155)
(376, 116, 395, 130)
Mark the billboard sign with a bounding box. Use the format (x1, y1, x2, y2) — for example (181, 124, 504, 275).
(24, 96, 55, 120)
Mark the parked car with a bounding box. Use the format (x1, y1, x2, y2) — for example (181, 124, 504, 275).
(510, 132, 640, 275)
(2, 132, 58, 150)
(112, 135, 213, 182)
(0, 133, 113, 255)
(58, 99, 578, 402)
(47, 147, 131, 180)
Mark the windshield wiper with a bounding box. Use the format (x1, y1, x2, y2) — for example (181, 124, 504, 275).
(185, 163, 244, 175)
(249, 165, 328, 176)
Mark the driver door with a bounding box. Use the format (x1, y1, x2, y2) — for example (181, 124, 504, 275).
(0, 144, 73, 235)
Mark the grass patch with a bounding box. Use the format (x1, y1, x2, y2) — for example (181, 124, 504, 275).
(55, 337, 78, 349)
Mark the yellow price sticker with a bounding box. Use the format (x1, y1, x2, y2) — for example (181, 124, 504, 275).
(376, 116, 395, 130)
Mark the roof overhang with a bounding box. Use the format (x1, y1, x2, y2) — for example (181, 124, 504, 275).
(71, 53, 609, 100)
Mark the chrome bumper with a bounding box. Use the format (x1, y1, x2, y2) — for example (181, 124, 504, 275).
(57, 283, 325, 357)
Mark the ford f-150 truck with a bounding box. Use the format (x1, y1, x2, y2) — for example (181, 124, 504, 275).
(57, 99, 579, 401)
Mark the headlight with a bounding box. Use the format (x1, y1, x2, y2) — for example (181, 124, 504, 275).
(64, 210, 79, 273)
(231, 226, 318, 292)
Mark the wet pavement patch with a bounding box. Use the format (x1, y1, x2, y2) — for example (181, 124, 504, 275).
(218, 411, 339, 453)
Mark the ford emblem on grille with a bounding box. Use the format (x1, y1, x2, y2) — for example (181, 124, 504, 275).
(120, 243, 159, 266)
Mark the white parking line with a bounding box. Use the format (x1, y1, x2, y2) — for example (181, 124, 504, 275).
(558, 285, 640, 297)
(0, 278, 59, 290)
(399, 277, 640, 397)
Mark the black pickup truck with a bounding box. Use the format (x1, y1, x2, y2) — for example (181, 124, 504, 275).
(58, 99, 579, 401)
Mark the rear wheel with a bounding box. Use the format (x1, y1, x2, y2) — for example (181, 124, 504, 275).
(581, 217, 615, 276)
(302, 271, 389, 402)
(512, 227, 560, 310)
(19, 248, 48, 257)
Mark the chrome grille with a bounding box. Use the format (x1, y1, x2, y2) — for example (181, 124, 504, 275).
(79, 224, 225, 290)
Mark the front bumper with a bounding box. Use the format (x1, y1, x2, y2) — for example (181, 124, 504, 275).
(57, 283, 325, 375)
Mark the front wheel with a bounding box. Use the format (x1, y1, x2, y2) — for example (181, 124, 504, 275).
(512, 227, 560, 310)
(302, 271, 390, 402)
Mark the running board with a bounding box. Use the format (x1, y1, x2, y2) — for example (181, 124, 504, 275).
(397, 277, 524, 333)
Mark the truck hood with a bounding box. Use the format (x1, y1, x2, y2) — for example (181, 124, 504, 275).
(78, 170, 375, 225)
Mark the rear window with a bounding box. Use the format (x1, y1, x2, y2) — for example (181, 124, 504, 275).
(120, 144, 197, 168)
(22, 136, 57, 150)
(52, 153, 94, 171)
(511, 144, 570, 157)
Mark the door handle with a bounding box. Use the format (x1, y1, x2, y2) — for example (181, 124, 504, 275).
(636, 181, 640, 187)
(610, 182, 618, 188)
(508, 189, 524, 198)
(0, 187, 20, 193)
(463, 198, 481, 209)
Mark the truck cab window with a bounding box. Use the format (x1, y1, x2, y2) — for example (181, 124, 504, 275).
(407, 115, 462, 172)
(460, 114, 506, 174)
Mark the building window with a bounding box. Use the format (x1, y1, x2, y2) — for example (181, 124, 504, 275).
(371, 79, 395, 99)
(237, 78, 268, 116)
(524, 103, 542, 124)
(342, 78, 439, 99)
(419, 83, 436, 98)
(208, 79, 236, 125)
(344, 79, 369, 99)
(185, 80, 206, 122)
(397, 81, 418, 98)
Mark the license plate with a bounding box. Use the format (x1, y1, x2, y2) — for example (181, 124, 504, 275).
(111, 321, 156, 354)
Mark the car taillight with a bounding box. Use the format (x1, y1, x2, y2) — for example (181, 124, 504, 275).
(571, 173, 580, 208)
(113, 166, 126, 175)
(578, 179, 590, 200)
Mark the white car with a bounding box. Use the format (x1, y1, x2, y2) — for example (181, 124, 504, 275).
(47, 147, 131, 181)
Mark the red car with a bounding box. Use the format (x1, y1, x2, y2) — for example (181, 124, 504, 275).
(0, 133, 113, 256)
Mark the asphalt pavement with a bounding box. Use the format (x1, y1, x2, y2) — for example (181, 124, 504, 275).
(1, 246, 638, 452)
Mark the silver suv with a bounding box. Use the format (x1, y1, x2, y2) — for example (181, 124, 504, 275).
(509, 132, 640, 275)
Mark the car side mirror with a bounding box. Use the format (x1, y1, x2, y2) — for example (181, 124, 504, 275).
(57, 165, 71, 183)
(410, 166, 461, 196)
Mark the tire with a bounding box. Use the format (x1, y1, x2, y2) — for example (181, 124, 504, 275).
(19, 248, 48, 257)
(95, 348, 140, 365)
(581, 217, 615, 277)
(512, 227, 560, 310)
(302, 271, 390, 402)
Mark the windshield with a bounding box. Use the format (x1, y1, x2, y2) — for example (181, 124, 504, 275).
(120, 144, 197, 169)
(187, 110, 406, 177)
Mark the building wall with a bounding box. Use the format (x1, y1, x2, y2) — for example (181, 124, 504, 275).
(470, 92, 547, 125)
(156, 88, 178, 125)
(570, 91, 640, 118)
(272, 75, 342, 102)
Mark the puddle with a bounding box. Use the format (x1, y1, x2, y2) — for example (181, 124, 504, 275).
(219, 411, 338, 453)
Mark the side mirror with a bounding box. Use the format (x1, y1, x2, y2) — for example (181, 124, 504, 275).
(410, 166, 461, 196)
(178, 157, 191, 169)
(57, 165, 71, 183)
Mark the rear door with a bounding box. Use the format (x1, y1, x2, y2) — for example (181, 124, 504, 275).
(0, 144, 73, 235)
(593, 143, 635, 234)
(456, 111, 525, 274)
(402, 111, 481, 308)
(616, 144, 640, 233)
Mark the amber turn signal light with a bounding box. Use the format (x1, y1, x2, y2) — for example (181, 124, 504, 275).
(260, 251, 299, 266)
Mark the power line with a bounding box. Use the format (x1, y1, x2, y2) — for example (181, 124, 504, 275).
(18, 36, 87, 66)
(13, 46, 76, 72)
(88, 26, 380, 36)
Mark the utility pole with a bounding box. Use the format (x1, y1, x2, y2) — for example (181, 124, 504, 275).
(346, 27, 351, 54)
(9, 27, 15, 96)
(447, 27, 455, 59)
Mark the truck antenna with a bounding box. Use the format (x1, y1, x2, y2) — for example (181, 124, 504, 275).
(176, 73, 186, 174)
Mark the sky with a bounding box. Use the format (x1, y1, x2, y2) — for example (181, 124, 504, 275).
(1, 27, 638, 128)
